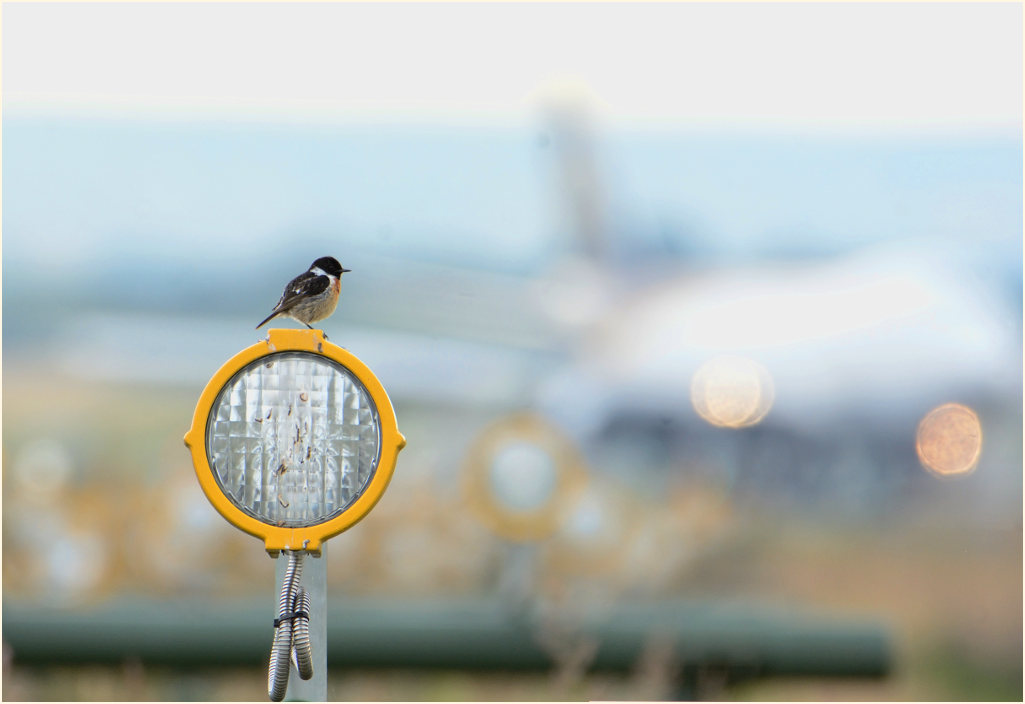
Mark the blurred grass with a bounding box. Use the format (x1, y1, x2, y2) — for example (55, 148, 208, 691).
(919, 641, 1022, 701)
(725, 516, 1022, 701)
(2, 363, 1021, 700)
(4, 511, 1019, 701)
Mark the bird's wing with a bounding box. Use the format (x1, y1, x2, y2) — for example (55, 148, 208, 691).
(272, 270, 331, 312)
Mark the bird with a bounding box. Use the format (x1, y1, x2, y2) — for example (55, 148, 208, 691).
(256, 256, 350, 331)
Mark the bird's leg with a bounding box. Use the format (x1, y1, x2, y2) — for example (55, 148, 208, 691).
(303, 321, 330, 340)
(308, 323, 329, 340)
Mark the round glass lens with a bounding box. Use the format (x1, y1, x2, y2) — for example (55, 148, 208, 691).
(206, 352, 381, 527)
(488, 442, 557, 513)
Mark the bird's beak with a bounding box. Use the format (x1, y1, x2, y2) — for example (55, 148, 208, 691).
(341, 267, 352, 273)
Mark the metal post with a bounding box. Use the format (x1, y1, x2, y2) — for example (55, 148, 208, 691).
(274, 545, 327, 701)
(496, 542, 536, 610)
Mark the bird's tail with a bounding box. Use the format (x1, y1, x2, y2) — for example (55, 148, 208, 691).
(255, 310, 280, 329)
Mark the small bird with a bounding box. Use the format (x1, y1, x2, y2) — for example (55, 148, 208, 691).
(256, 256, 350, 330)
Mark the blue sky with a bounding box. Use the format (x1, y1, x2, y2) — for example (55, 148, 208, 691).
(3, 118, 1021, 275)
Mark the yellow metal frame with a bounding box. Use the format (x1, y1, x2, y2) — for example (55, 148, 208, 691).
(461, 412, 587, 543)
(184, 328, 405, 555)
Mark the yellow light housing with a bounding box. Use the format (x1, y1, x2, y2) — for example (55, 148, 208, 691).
(184, 329, 405, 554)
(462, 413, 587, 542)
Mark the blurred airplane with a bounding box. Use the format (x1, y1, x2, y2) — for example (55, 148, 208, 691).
(527, 104, 1020, 511)
(13, 107, 1020, 515)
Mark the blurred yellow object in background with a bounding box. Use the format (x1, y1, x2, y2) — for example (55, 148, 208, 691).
(462, 412, 588, 542)
(916, 402, 983, 477)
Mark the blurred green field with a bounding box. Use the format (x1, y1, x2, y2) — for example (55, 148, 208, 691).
(2, 364, 1021, 701)
(4, 514, 1020, 701)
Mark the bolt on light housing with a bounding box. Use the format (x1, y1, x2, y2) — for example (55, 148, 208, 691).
(185, 329, 405, 554)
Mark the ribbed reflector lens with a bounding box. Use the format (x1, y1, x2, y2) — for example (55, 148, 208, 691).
(205, 352, 381, 527)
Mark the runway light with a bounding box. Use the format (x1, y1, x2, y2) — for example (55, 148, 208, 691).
(489, 441, 558, 513)
(12, 439, 73, 500)
(462, 413, 587, 542)
(690, 356, 774, 428)
(185, 329, 405, 554)
(543, 479, 640, 576)
(49, 530, 107, 599)
(916, 402, 982, 478)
